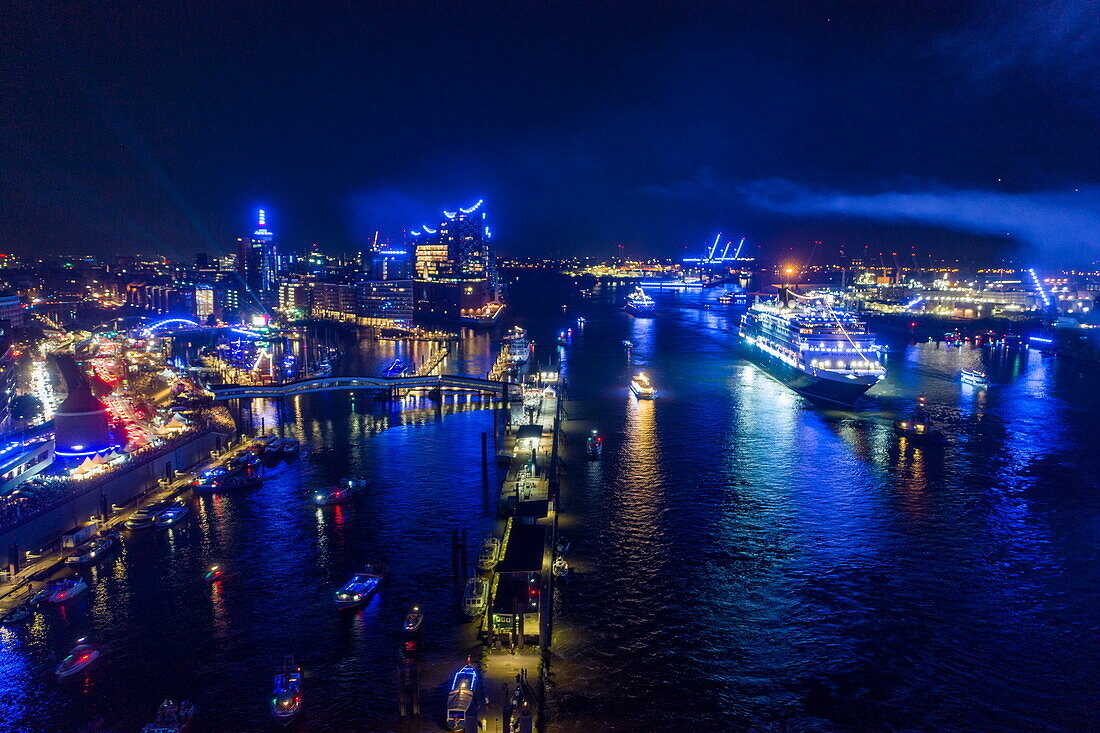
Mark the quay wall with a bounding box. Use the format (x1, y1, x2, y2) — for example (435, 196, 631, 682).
(0, 430, 228, 570)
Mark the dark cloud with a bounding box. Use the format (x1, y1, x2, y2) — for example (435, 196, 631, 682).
(740, 178, 1100, 263)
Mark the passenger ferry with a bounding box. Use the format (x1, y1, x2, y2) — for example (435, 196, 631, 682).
(334, 566, 385, 609)
(270, 657, 303, 725)
(65, 537, 114, 565)
(718, 290, 751, 308)
(630, 372, 657, 399)
(462, 576, 489, 618)
(126, 502, 172, 529)
(140, 699, 196, 733)
(739, 292, 886, 404)
(445, 662, 479, 731)
(313, 478, 366, 506)
(625, 287, 656, 316)
(477, 536, 500, 571)
(960, 369, 989, 387)
(502, 326, 531, 364)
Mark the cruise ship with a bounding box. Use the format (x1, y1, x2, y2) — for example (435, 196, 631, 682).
(739, 294, 885, 404)
(624, 287, 655, 316)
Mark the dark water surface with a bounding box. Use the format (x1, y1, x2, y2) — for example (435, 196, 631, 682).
(2, 275, 1099, 731)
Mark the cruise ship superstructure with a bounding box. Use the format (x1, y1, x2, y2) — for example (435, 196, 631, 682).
(739, 294, 885, 404)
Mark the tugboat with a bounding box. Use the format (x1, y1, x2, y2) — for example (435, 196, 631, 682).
(141, 699, 197, 733)
(445, 661, 479, 731)
(65, 536, 114, 565)
(960, 369, 989, 387)
(1, 604, 33, 625)
(404, 605, 424, 635)
(894, 395, 944, 444)
(586, 429, 603, 459)
(313, 478, 366, 506)
(462, 577, 488, 618)
(270, 656, 303, 725)
(154, 502, 190, 529)
(334, 566, 386, 610)
(630, 372, 657, 399)
(477, 536, 500, 572)
(55, 639, 100, 678)
(47, 577, 88, 603)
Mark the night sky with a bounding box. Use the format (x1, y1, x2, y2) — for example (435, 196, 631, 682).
(3, 1, 1098, 264)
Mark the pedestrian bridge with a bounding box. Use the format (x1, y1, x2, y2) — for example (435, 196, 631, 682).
(209, 373, 521, 401)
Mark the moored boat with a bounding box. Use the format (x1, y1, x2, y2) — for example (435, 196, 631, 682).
(334, 566, 386, 609)
(445, 662, 479, 731)
(477, 536, 500, 572)
(313, 478, 366, 506)
(462, 576, 488, 618)
(47, 577, 88, 603)
(270, 656, 303, 725)
(279, 438, 300, 456)
(126, 501, 172, 529)
(1, 604, 33, 625)
(141, 699, 197, 733)
(154, 503, 190, 529)
(65, 537, 114, 565)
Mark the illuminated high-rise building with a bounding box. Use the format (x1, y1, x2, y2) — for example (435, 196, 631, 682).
(236, 209, 278, 307)
(412, 200, 496, 284)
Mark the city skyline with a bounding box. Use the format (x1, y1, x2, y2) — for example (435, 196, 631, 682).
(3, 2, 1098, 263)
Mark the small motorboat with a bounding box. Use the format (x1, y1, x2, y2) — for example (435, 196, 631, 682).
(961, 369, 989, 387)
(586, 429, 603, 459)
(334, 566, 386, 609)
(141, 699, 197, 733)
(270, 656, 303, 725)
(404, 605, 424, 635)
(280, 438, 300, 456)
(204, 564, 225, 582)
(462, 577, 488, 618)
(55, 640, 101, 678)
(445, 661, 479, 731)
(556, 535, 570, 554)
(477, 536, 500, 572)
(552, 557, 571, 578)
(314, 478, 366, 506)
(154, 503, 190, 529)
(65, 537, 114, 565)
(248, 434, 277, 455)
(48, 578, 88, 603)
(621, 340, 633, 349)
(1, 604, 33, 625)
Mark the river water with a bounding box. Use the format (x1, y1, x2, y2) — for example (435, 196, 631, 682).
(2, 273, 1098, 731)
